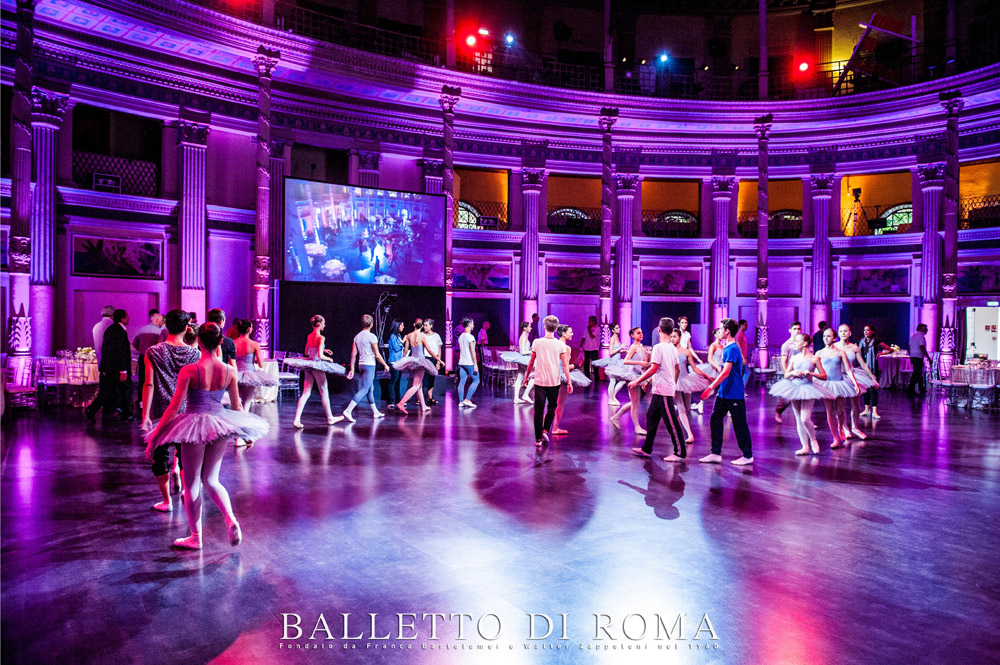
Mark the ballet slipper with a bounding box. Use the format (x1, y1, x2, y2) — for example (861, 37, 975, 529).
(421, 405, 432, 412)
(372, 410, 385, 419)
(329, 415, 344, 425)
(610, 415, 622, 430)
(631, 448, 650, 458)
(872, 409, 882, 419)
(228, 521, 242, 547)
(685, 436, 695, 444)
(292, 420, 304, 429)
(173, 534, 202, 550)
(842, 427, 852, 440)
(552, 428, 568, 435)
(795, 445, 810, 456)
(810, 439, 820, 453)
(850, 427, 867, 440)
(395, 403, 408, 415)
(731, 456, 754, 466)
(152, 501, 172, 512)
(541, 431, 550, 442)
(831, 439, 844, 449)
(635, 427, 648, 436)
(699, 453, 722, 463)
(663, 454, 683, 462)
(859, 407, 871, 416)
(342, 411, 355, 423)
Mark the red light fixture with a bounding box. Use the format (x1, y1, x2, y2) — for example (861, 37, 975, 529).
(798, 61, 809, 72)
(465, 34, 477, 47)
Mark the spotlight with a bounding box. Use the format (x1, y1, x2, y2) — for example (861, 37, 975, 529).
(703, 65, 709, 71)
(622, 57, 627, 63)
(478, 27, 489, 36)
(505, 33, 514, 45)
(798, 61, 809, 72)
(659, 53, 668, 63)
(641, 59, 646, 65)
(465, 34, 477, 47)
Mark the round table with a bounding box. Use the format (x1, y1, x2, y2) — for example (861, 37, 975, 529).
(877, 354, 912, 389)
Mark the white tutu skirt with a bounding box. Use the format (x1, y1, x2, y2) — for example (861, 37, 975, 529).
(392, 356, 439, 376)
(561, 369, 592, 387)
(696, 363, 719, 378)
(818, 379, 859, 398)
(676, 372, 710, 394)
(853, 370, 879, 390)
(145, 409, 270, 447)
(500, 351, 530, 366)
(237, 368, 278, 387)
(283, 357, 347, 375)
(592, 355, 624, 369)
(770, 379, 834, 401)
(606, 364, 641, 382)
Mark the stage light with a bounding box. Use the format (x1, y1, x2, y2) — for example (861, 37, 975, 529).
(798, 61, 809, 72)
(465, 34, 477, 47)
(660, 54, 668, 63)
(703, 65, 709, 70)
(622, 57, 627, 63)
(641, 59, 646, 65)
(478, 27, 489, 36)
(505, 33, 514, 45)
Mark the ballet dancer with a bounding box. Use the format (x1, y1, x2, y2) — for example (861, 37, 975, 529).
(551, 325, 592, 436)
(144, 323, 269, 550)
(524, 315, 572, 446)
(393, 321, 443, 414)
(141, 309, 200, 512)
(337, 314, 391, 423)
(456, 317, 481, 407)
(593, 323, 626, 406)
(233, 318, 278, 415)
(608, 327, 651, 435)
(698, 318, 754, 466)
(816, 327, 860, 449)
(769, 334, 831, 456)
(774, 321, 803, 424)
(858, 325, 892, 419)
(422, 319, 444, 405)
(835, 323, 878, 439)
(502, 322, 534, 404)
(287, 315, 347, 428)
(386, 319, 406, 409)
(630, 317, 686, 462)
(671, 328, 712, 444)
(697, 327, 726, 379)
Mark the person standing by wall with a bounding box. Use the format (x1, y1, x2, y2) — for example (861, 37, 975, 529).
(92, 305, 115, 364)
(477, 321, 491, 373)
(907, 323, 931, 396)
(87, 309, 133, 422)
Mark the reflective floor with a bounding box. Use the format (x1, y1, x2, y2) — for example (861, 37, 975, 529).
(2, 383, 999, 665)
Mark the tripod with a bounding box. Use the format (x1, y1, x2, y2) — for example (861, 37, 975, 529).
(374, 291, 398, 346)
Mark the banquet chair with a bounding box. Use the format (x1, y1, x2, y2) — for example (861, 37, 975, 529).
(753, 355, 777, 386)
(4, 359, 37, 411)
(968, 368, 994, 410)
(944, 366, 969, 408)
(34, 358, 60, 407)
(278, 358, 302, 398)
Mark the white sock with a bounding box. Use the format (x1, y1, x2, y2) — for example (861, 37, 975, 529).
(344, 401, 357, 417)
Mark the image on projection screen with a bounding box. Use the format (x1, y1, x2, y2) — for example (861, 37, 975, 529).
(284, 179, 445, 287)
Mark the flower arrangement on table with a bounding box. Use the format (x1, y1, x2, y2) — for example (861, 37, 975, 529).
(889, 344, 901, 354)
(74, 347, 97, 363)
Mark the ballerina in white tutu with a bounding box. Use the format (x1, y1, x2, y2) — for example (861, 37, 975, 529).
(144, 323, 269, 550)
(593, 323, 626, 406)
(233, 318, 277, 415)
(501, 322, 534, 404)
(817, 327, 861, 449)
(609, 327, 652, 435)
(393, 321, 444, 415)
(697, 327, 726, 379)
(769, 334, 831, 455)
(288, 315, 347, 428)
(835, 323, 878, 440)
(671, 328, 712, 444)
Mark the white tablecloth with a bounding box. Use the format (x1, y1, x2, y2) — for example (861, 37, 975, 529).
(877, 355, 912, 388)
(253, 361, 280, 403)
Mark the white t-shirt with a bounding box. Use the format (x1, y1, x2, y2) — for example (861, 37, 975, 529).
(531, 336, 564, 387)
(680, 330, 692, 350)
(582, 325, 600, 351)
(423, 332, 443, 359)
(458, 332, 476, 366)
(93, 317, 114, 362)
(650, 341, 679, 396)
(909, 332, 927, 357)
(354, 330, 378, 366)
(780, 337, 802, 365)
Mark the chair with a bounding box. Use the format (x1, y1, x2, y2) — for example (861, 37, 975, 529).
(278, 359, 302, 398)
(4, 358, 37, 411)
(968, 368, 994, 410)
(34, 358, 60, 406)
(944, 366, 969, 408)
(753, 355, 777, 385)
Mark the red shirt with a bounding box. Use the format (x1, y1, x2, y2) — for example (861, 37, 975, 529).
(735, 330, 748, 362)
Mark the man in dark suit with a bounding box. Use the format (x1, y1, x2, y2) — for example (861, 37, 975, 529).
(86, 308, 133, 422)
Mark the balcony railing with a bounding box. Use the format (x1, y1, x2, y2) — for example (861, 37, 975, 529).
(961, 195, 1000, 229)
(641, 210, 701, 238)
(841, 203, 912, 236)
(454, 199, 509, 230)
(72, 151, 159, 198)
(736, 210, 803, 239)
(546, 206, 602, 235)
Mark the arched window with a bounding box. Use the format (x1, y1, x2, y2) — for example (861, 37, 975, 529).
(456, 200, 481, 228)
(646, 210, 700, 238)
(878, 204, 913, 234)
(770, 209, 803, 239)
(549, 207, 590, 220)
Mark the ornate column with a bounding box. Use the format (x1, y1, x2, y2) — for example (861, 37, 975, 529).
(28, 87, 68, 358)
(420, 158, 444, 195)
(754, 114, 772, 367)
(252, 46, 279, 354)
(711, 176, 737, 329)
(176, 115, 210, 320)
(268, 138, 289, 282)
(939, 93, 964, 373)
(614, 174, 639, 333)
(519, 168, 545, 323)
(918, 163, 945, 355)
(598, 108, 619, 355)
(439, 85, 461, 371)
(809, 175, 834, 330)
(351, 149, 381, 188)
(7, 0, 35, 362)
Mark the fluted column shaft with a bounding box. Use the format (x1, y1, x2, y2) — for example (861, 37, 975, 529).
(918, 164, 945, 355)
(754, 115, 773, 365)
(177, 119, 210, 320)
(7, 0, 35, 359)
(711, 176, 736, 330)
(614, 174, 638, 333)
(810, 175, 834, 331)
(439, 86, 461, 371)
(939, 95, 964, 372)
(598, 108, 619, 355)
(29, 88, 68, 358)
(252, 47, 279, 354)
(519, 169, 544, 322)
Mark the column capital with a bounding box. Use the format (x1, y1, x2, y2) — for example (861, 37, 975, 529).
(753, 113, 773, 141)
(599, 107, 619, 132)
(30, 87, 68, 127)
(918, 163, 946, 188)
(177, 119, 210, 146)
(521, 167, 547, 191)
(351, 149, 381, 172)
(439, 85, 461, 113)
(711, 175, 737, 199)
(939, 90, 964, 116)
(808, 174, 834, 195)
(253, 45, 280, 78)
(615, 173, 640, 196)
(419, 158, 444, 178)
(268, 137, 290, 156)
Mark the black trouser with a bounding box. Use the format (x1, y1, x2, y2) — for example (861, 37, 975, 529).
(862, 387, 879, 407)
(642, 393, 685, 458)
(775, 398, 792, 414)
(583, 350, 599, 380)
(151, 442, 182, 476)
(423, 366, 435, 394)
(88, 371, 131, 417)
(710, 398, 754, 458)
(533, 385, 560, 440)
(388, 368, 403, 404)
(907, 357, 926, 394)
